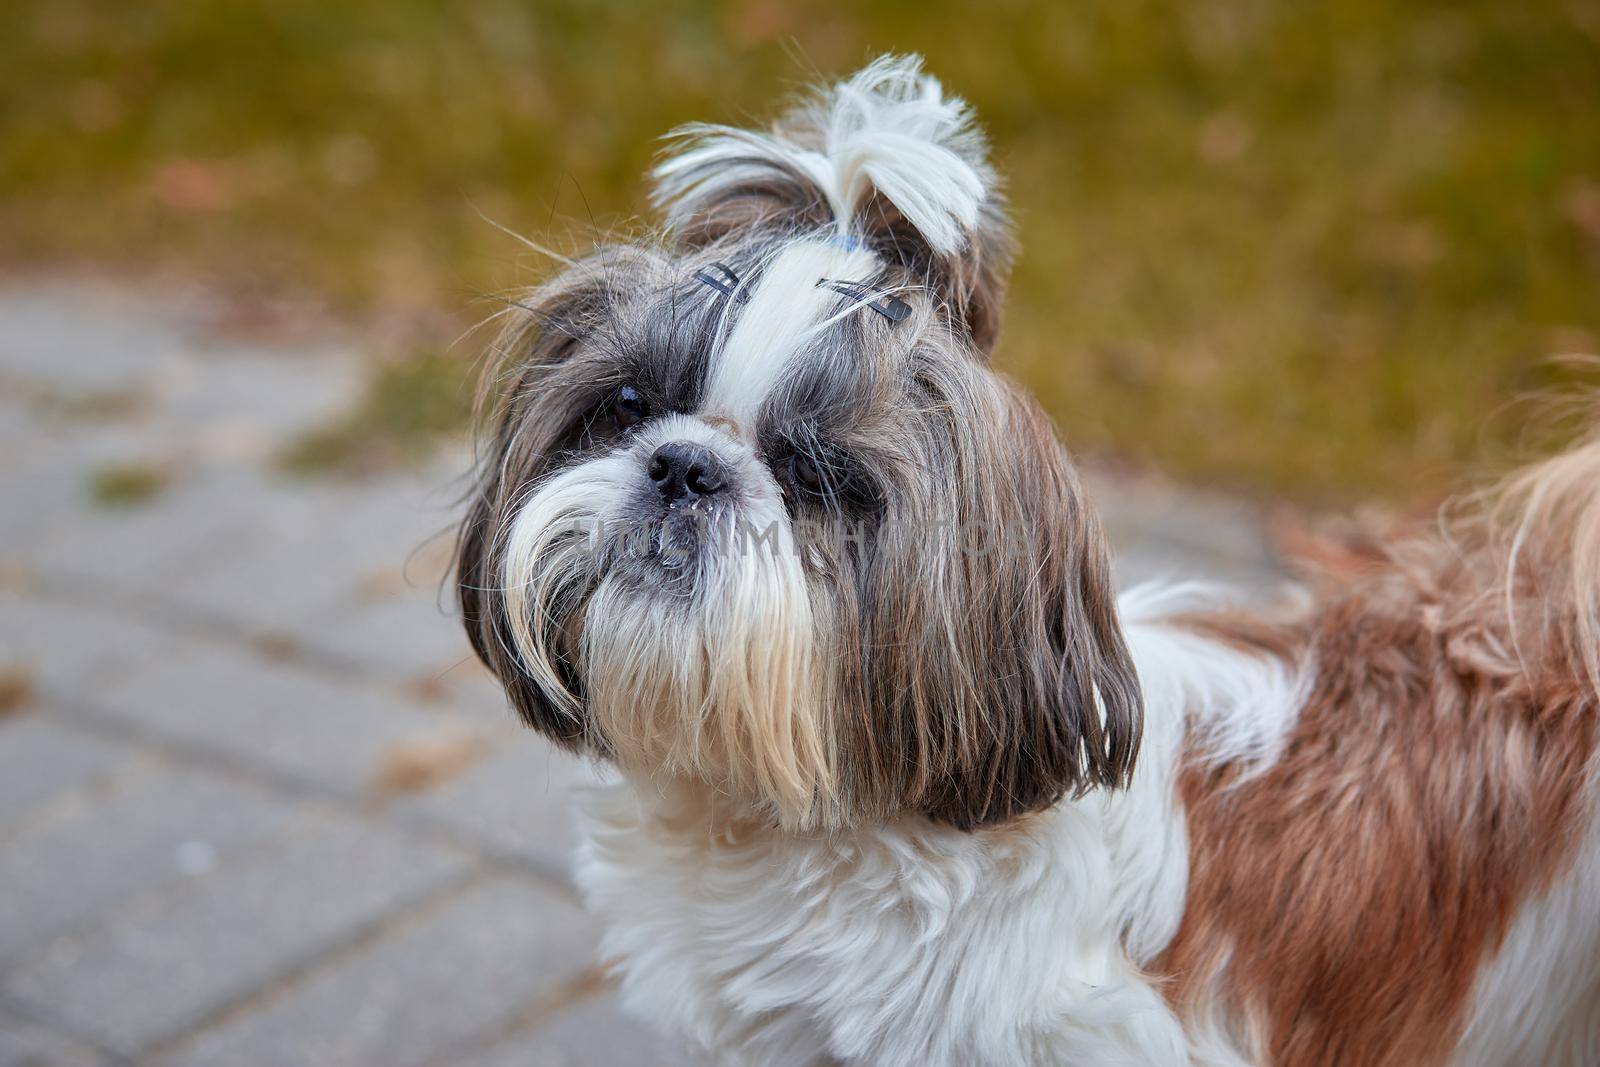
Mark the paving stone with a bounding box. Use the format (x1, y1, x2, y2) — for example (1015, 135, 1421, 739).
(294, 472, 464, 596)
(20, 469, 265, 601)
(380, 653, 511, 725)
(0, 285, 197, 393)
(15, 463, 400, 629)
(160, 535, 360, 633)
(0, 715, 129, 823)
(1112, 543, 1286, 598)
(396, 735, 603, 878)
(0, 1004, 108, 1066)
(299, 594, 474, 679)
(0, 592, 176, 695)
(0, 762, 297, 960)
(165, 875, 602, 1067)
(1089, 470, 1282, 580)
(158, 473, 458, 633)
(90, 641, 482, 798)
(3, 343, 357, 563)
(4, 811, 471, 1056)
(439, 658, 518, 722)
(144, 346, 363, 445)
(0, 424, 108, 552)
(467, 992, 697, 1067)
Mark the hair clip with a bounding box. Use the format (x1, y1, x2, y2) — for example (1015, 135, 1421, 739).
(693, 262, 747, 301)
(817, 279, 911, 323)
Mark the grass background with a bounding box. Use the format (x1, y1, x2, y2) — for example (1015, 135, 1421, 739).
(3, 0, 1599, 501)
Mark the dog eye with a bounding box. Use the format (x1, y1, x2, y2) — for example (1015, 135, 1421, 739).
(789, 452, 825, 496)
(611, 385, 648, 430)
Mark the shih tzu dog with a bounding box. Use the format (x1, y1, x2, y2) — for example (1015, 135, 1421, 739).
(456, 56, 1600, 1066)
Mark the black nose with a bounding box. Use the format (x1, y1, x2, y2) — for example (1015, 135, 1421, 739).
(647, 441, 728, 501)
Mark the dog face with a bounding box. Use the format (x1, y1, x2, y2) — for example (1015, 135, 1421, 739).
(457, 57, 1141, 831)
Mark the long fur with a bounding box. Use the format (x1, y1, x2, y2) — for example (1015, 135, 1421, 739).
(653, 54, 992, 258)
(457, 55, 1600, 1065)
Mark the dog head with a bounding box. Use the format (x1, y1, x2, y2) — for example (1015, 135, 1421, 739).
(457, 55, 1141, 831)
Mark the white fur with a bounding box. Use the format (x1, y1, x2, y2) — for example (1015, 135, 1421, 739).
(1452, 761, 1600, 1065)
(501, 450, 638, 713)
(572, 584, 1308, 1067)
(1121, 582, 1313, 778)
(706, 240, 880, 430)
(653, 55, 991, 256)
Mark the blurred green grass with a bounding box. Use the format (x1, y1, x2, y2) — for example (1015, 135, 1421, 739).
(3, 1, 1598, 500)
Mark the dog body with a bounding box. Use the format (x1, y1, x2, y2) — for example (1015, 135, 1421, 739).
(458, 56, 1600, 1065)
(571, 604, 1267, 1067)
(574, 586, 1600, 1066)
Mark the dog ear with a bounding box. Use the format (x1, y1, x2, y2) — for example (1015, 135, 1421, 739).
(858, 384, 1143, 831)
(651, 54, 1015, 355)
(455, 257, 632, 749)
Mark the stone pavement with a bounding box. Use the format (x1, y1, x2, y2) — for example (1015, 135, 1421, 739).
(0, 282, 1281, 1066)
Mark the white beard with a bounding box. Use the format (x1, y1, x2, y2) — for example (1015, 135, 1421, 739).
(501, 414, 843, 832)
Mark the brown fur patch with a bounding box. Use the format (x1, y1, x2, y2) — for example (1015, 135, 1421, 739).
(1157, 537, 1598, 1066)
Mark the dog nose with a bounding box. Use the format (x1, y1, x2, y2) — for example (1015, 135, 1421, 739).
(647, 441, 727, 501)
